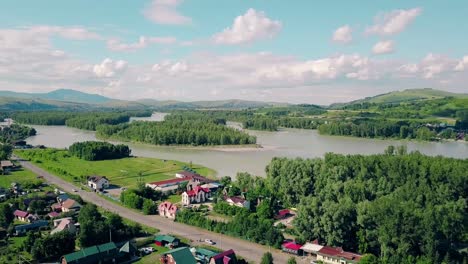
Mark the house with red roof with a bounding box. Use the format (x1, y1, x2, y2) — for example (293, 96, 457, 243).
(282, 241, 304, 256)
(209, 249, 237, 264)
(181, 186, 211, 206)
(275, 209, 291, 220)
(146, 178, 190, 193)
(158, 201, 178, 220)
(316, 246, 362, 264)
(13, 209, 29, 222)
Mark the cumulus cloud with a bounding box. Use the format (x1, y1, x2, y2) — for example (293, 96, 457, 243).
(372, 40, 395, 55)
(93, 58, 127, 77)
(107, 36, 177, 52)
(142, 0, 191, 25)
(332, 25, 352, 44)
(454, 56, 468, 71)
(213, 8, 282, 45)
(366, 8, 422, 36)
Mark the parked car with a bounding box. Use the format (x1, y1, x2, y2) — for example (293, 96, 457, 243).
(205, 239, 215, 245)
(72, 189, 78, 192)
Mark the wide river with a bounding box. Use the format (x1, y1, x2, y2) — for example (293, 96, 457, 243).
(25, 113, 467, 177)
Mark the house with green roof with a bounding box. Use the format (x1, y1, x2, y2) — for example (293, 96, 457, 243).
(160, 247, 197, 264)
(155, 234, 180, 248)
(61, 241, 137, 264)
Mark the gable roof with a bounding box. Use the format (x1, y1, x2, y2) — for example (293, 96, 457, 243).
(282, 242, 303, 251)
(88, 175, 108, 183)
(149, 178, 189, 187)
(163, 247, 197, 264)
(57, 194, 69, 201)
(13, 209, 29, 218)
(54, 218, 74, 231)
(62, 199, 81, 209)
(317, 246, 362, 262)
(155, 234, 179, 243)
(186, 186, 211, 197)
(211, 249, 237, 264)
(62, 242, 117, 263)
(196, 248, 218, 258)
(225, 196, 246, 204)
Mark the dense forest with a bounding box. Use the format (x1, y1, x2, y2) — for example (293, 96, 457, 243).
(68, 141, 131, 161)
(12, 110, 152, 129)
(97, 116, 256, 146)
(0, 124, 36, 143)
(264, 149, 468, 263)
(317, 119, 439, 140)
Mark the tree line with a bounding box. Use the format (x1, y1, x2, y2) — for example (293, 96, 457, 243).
(0, 124, 36, 144)
(97, 118, 257, 146)
(317, 119, 442, 140)
(68, 141, 131, 161)
(12, 110, 152, 129)
(265, 148, 468, 263)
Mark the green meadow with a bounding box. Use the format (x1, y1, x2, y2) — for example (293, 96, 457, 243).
(14, 149, 216, 189)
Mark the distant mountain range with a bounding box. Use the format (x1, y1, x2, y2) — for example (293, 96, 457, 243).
(0, 89, 112, 104)
(0, 88, 466, 111)
(0, 89, 286, 111)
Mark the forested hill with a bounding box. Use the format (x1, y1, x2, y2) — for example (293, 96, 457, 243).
(0, 89, 112, 104)
(330, 88, 468, 108)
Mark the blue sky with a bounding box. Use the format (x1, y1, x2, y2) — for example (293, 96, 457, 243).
(0, 0, 467, 103)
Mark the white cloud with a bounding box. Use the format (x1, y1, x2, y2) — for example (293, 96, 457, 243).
(366, 8, 422, 36)
(107, 36, 177, 52)
(213, 8, 282, 45)
(372, 40, 395, 55)
(28, 25, 101, 40)
(93, 58, 127, 77)
(398, 63, 419, 74)
(332, 25, 352, 44)
(454, 56, 468, 71)
(142, 0, 191, 25)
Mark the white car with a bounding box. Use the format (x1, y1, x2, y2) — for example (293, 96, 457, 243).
(204, 239, 215, 245)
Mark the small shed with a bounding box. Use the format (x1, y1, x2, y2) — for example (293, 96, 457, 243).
(155, 234, 180, 248)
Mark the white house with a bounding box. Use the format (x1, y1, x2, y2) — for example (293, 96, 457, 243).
(181, 186, 211, 206)
(87, 175, 109, 191)
(224, 196, 250, 209)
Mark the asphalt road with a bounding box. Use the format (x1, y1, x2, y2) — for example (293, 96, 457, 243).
(17, 158, 310, 264)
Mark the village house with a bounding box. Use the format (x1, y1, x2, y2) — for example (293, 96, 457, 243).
(155, 235, 180, 248)
(13, 209, 29, 222)
(0, 160, 15, 174)
(301, 240, 324, 258)
(87, 175, 109, 192)
(224, 196, 250, 209)
(51, 217, 77, 235)
(61, 199, 82, 213)
(158, 201, 178, 220)
(282, 241, 304, 256)
(275, 209, 292, 220)
(48, 211, 61, 218)
(57, 193, 69, 203)
(192, 248, 217, 263)
(181, 186, 211, 206)
(146, 178, 190, 193)
(316, 246, 362, 264)
(160, 247, 197, 264)
(61, 241, 137, 264)
(209, 249, 238, 264)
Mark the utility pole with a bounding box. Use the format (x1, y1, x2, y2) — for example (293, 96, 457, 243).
(109, 227, 112, 242)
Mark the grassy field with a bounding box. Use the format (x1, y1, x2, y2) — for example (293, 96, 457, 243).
(14, 149, 216, 189)
(0, 168, 40, 188)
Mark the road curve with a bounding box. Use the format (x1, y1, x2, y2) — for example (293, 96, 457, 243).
(17, 158, 308, 264)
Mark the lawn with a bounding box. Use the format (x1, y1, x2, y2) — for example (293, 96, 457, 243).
(0, 168, 40, 188)
(15, 149, 216, 189)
